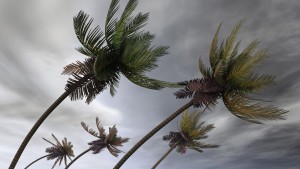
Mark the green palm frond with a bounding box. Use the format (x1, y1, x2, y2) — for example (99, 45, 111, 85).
(125, 12, 149, 37)
(73, 11, 105, 57)
(121, 34, 169, 73)
(105, 0, 120, 47)
(223, 92, 288, 124)
(123, 71, 180, 89)
(113, 0, 139, 49)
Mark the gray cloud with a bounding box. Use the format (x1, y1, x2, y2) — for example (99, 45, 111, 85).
(1, 0, 299, 169)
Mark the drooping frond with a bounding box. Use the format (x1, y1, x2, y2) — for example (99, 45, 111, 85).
(123, 71, 180, 90)
(73, 11, 105, 57)
(223, 92, 288, 124)
(62, 58, 94, 75)
(64, 57, 109, 103)
(175, 78, 223, 108)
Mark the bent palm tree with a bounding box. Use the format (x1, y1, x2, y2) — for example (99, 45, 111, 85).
(9, 0, 178, 168)
(65, 117, 128, 169)
(25, 134, 74, 169)
(114, 21, 288, 168)
(152, 110, 219, 169)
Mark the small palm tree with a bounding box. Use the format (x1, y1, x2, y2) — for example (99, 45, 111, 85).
(152, 110, 219, 169)
(10, 0, 179, 168)
(114, 21, 288, 168)
(65, 117, 128, 169)
(25, 134, 74, 169)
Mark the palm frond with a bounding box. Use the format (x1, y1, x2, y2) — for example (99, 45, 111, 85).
(81, 121, 100, 138)
(198, 57, 213, 78)
(223, 92, 288, 124)
(174, 78, 222, 108)
(209, 23, 222, 69)
(125, 12, 149, 36)
(223, 21, 243, 63)
(228, 48, 268, 82)
(105, 0, 120, 47)
(73, 11, 105, 57)
(62, 58, 94, 75)
(113, 0, 139, 49)
(123, 71, 180, 90)
(96, 117, 106, 139)
(121, 33, 169, 73)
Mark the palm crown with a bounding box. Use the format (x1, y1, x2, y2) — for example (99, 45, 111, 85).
(63, 0, 178, 103)
(163, 110, 219, 154)
(175, 21, 288, 123)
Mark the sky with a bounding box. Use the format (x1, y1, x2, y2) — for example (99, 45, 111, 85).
(0, 0, 300, 169)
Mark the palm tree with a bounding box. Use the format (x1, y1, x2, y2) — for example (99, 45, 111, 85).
(9, 0, 179, 168)
(25, 134, 74, 169)
(152, 110, 219, 169)
(65, 117, 128, 169)
(113, 21, 288, 168)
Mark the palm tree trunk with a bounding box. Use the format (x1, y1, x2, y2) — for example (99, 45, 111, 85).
(151, 140, 181, 169)
(9, 90, 72, 169)
(65, 148, 92, 169)
(113, 100, 193, 169)
(24, 154, 50, 169)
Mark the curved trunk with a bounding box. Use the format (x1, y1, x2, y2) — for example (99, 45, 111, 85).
(9, 90, 72, 169)
(151, 140, 181, 169)
(113, 100, 193, 169)
(24, 154, 50, 169)
(65, 148, 92, 169)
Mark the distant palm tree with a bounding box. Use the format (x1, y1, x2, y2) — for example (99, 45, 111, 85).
(9, 0, 179, 168)
(114, 21, 288, 168)
(65, 117, 128, 169)
(25, 134, 74, 169)
(152, 110, 219, 169)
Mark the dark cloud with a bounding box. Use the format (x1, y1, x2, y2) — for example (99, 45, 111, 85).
(1, 0, 299, 169)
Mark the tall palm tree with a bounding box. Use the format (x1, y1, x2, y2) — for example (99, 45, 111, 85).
(152, 110, 219, 169)
(9, 0, 179, 168)
(113, 21, 288, 168)
(65, 117, 129, 169)
(25, 134, 74, 169)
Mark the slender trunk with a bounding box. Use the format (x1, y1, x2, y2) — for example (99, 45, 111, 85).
(113, 100, 193, 169)
(151, 140, 181, 169)
(9, 90, 72, 169)
(24, 154, 50, 169)
(65, 148, 92, 169)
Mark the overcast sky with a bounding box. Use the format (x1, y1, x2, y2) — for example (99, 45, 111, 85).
(1, 0, 300, 169)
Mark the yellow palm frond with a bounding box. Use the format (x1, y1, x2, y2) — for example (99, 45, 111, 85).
(228, 47, 268, 82)
(223, 92, 288, 124)
(223, 21, 243, 63)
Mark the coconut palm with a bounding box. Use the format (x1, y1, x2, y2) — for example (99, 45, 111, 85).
(65, 117, 128, 169)
(25, 134, 74, 169)
(114, 21, 288, 168)
(152, 110, 219, 169)
(9, 0, 179, 168)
